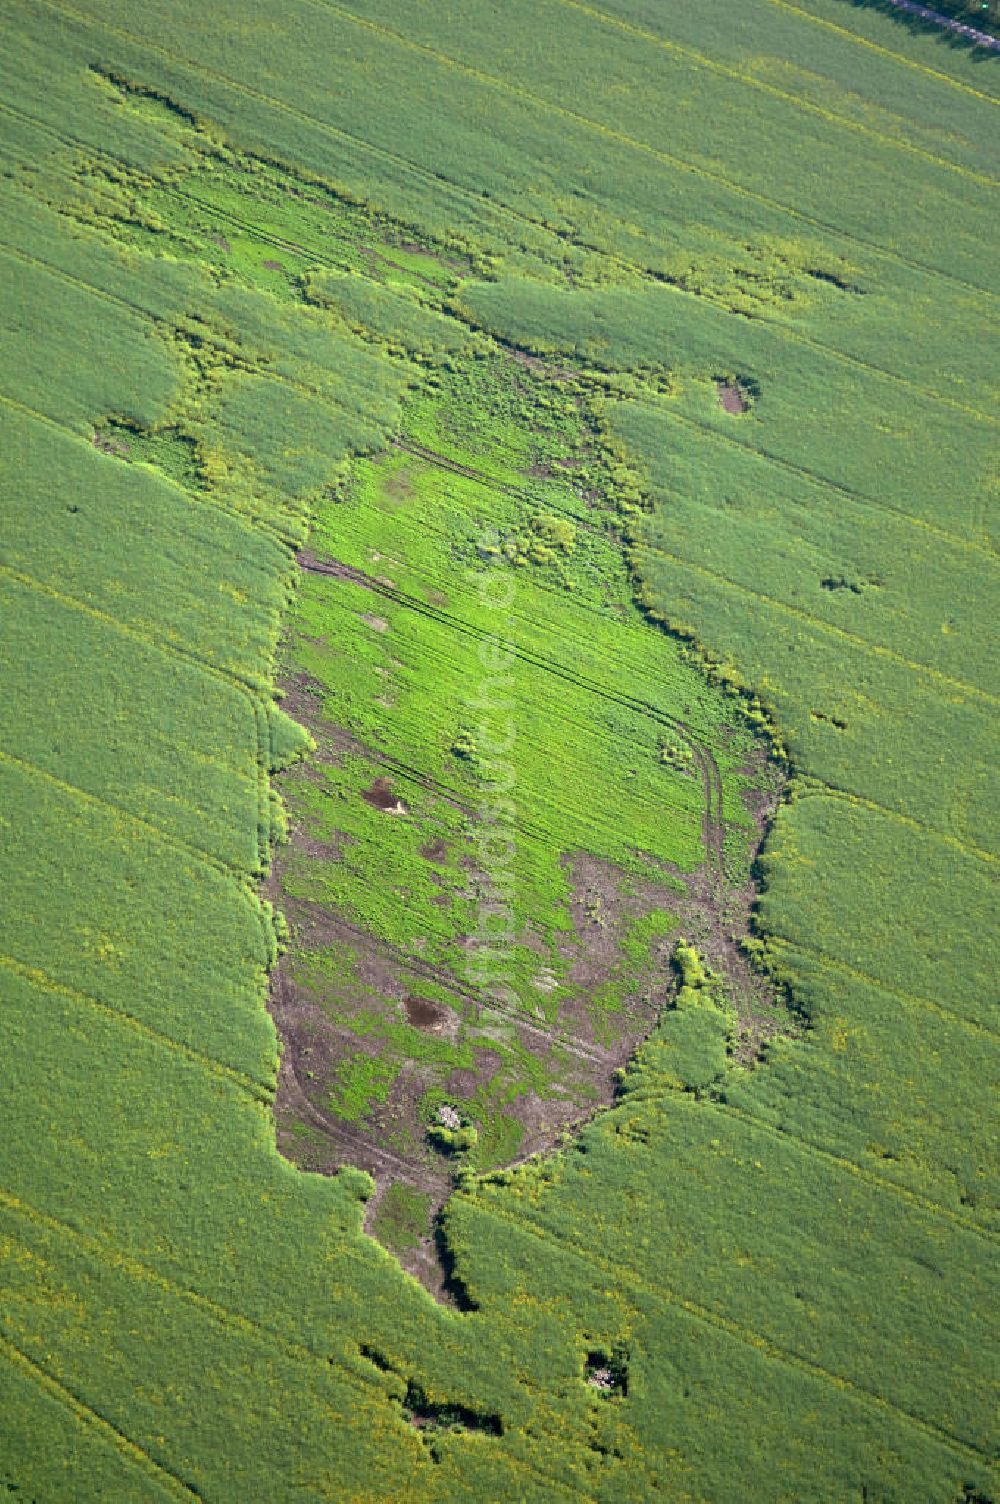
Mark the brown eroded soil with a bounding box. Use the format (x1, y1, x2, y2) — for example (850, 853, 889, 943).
(264, 560, 788, 1296)
(361, 776, 409, 815)
(717, 382, 749, 415)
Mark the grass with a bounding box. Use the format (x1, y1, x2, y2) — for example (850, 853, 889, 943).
(370, 1185, 433, 1251)
(0, 2, 997, 1501)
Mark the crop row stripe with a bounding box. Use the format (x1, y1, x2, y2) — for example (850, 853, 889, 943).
(464, 1194, 993, 1467)
(0, 1329, 201, 1501)
(0, 1186, 367, 1379)
(302, 906, 619, 1067)
(797, 781, 996, 868)
(634, 427, 999, 575)
(314, 559, 998, 1028)
(0, 553, 269, 877)
(765, 935, 1000, 1041)
(344, 450, 727, 879)
(637, 541, 1000, 706)
(549, 0, 1000, 186)
(307, 0, 1000, 308)
(391, 437, 629, 554)
(0, 394, 281, 692)
(12, 239, 988, 631)
(65, 92, 1000, 433)
(139, 141, 1000, 430)
(615, 1085, 1000, 1245)
(0, 225, 381, 454)
(32, 0, 1000, 332)
(0, 745, 250, 882)
(764, 0, 1000, 104)
(0, 189, 387, 426)
(0, 552, 264, 707)
(0, 952, 273, 1098)
(0, 11, 986, 1455)
(297, 553, 724, 866)
(368, 446, 993, 804)
(643, 401, 1000, 567)
(15, 2, 992, 1479)
(0, 304, 292, 560)
(0, 1190, 588, 1503)
(7, 40, 998, 438)
(0, 226, 177, 329)
(281, 601, 700, 872)
(705, 1097, 998, 1246)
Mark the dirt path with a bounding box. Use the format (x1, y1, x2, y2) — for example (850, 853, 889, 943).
(883, 0, 1000, 48)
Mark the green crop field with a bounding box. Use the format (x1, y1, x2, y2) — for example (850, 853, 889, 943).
(0, 1, 997, 1500)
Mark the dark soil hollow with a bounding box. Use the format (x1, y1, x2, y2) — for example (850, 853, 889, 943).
(404, 995, 447, 1029)
(361, 777, 409, 814)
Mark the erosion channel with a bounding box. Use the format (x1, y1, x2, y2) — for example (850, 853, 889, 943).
(263, 354, 789, 1299)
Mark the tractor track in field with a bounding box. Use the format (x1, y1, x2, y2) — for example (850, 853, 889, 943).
(271, 537, 768, 1293)
(7, 111, 999, 596)
(384, 443, 726, 885)
(7, 86, 1000, 434)
(271, 895, 624, 1072)
(276, 1032, 439, 1187)
(460, 1193, 994, 1471)
(391, 437, 608, 539)
(289, 571, 651, 851)
(277, 968, 649, 1193)
(0, 1328, 202, 1503)
(276, 532, 773, 1296)
(291, 0, 1000, 307)
(298, 545, 728, 881)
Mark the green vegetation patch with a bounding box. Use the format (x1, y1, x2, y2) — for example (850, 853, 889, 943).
(0, 5, 996, 1501)
(370, 1185, 434, 1252)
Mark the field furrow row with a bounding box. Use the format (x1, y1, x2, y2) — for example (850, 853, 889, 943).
(461, 1196, 992, 1467)
(639, 542, 999, 705)
(0, 1331, 198, 1502)
(651, 402, 1000, 563)
(0, 953, 273, 1098)
(532, 0, 1000, 184)
(765, 0, 1000, 101)
(766, 937, 1000, 1041)
(36, 0, 1000, 319)
(308, 0, 1000, 302)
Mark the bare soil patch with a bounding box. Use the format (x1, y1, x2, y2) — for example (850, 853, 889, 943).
(92, 428, 130, 458)
(384, 471, 414, 507)
(361, 776, 408, 814)
(265, 610, 789, 1296)
(404, 994, 451, 1030)
(278, 671, 367, 764)
(717, 382, 749, 415)
(297, 548, 374, 588)
(299, 831, 353, 861)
